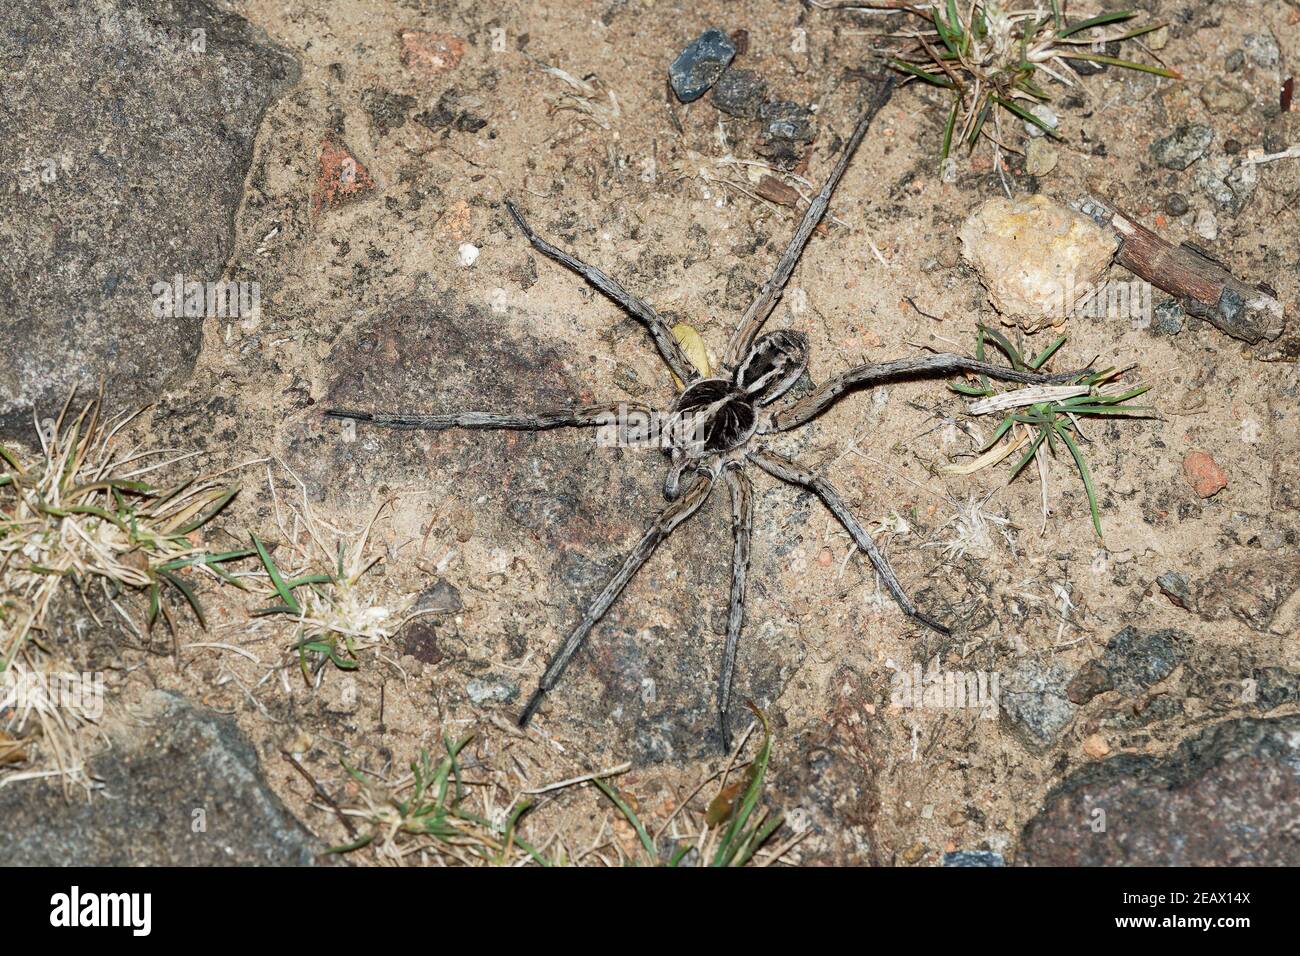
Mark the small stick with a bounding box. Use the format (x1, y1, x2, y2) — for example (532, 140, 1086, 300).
(1078, 195, 1285, 345)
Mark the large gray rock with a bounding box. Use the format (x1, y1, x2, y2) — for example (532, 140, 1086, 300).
(1020, 714, 1300, 865)
(0, 691, 324, 865)
(0, 0, 298, 438)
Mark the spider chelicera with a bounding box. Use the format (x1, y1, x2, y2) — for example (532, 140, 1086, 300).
(327, 80, 1078, 749)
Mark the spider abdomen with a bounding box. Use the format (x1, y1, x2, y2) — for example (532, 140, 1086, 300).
(671, 377, 757, 456)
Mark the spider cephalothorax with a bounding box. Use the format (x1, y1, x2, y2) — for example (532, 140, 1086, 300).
(327, 78, 1080, 749)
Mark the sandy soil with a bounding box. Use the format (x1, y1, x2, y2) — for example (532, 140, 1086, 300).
(19, 0, 1300, 865)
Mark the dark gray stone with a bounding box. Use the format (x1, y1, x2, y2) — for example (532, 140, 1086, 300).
(1155, 569, 1192, 606)
(400, 619, 443, 664)
(669, 28, 735, 103)
(710, 68, 766, 118)
(1100, 626, 1184, 696)
(1149, 124, 1213, 170)
(1021, 715, 1300, 865)
(1001, 662, 1077, 748)
(1254, 667, 1300, 710)
(1196, 556, 1300, 633)
(0, 691, 323, 865)
(1149, 299, 1185, 336)
(416, 578, 463, 614)
(760, 100, 816, 143)
(942, 850, 1005, 867)
(1163, 193, 1189, 217)
(0, 0, 299, 439)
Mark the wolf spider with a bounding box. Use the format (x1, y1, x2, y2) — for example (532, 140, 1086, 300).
(328, 81, 1079, 748)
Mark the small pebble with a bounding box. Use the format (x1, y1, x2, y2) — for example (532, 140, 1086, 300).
(1025, 137, 1057, 176)
(458, 242, 480, 267)
(1200, 77, 1253, 113)
(760, 100, 815, 143)
(1194, 208, 1218, 240)
(1022, 103, 1058, 138)
(1150, 298, 1185, 336)
(1150, 124, 1213, 170)
(942, 850, 1005, 867)
(466, 677, 519, 705)
(1243, 32, 1281, 70)
(669, 28, 736, 103)
(901, 842, 927, 864)
(710, 67, 766, 118)
(1164, 193, 1189, 217)
(1156, 570, 1193, 609)
(1083, 734, 1112, 758)
(1183, 450, 1228, 498)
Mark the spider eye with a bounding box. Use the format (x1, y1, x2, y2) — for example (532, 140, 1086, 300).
(736, 330, 808, 405)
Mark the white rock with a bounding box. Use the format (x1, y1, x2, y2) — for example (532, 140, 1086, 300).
(1023, 104, 1058, 138)
(457, 242, 480, 267)
(959, 195, 1119, 331)
(1194, 208, 1219, 240)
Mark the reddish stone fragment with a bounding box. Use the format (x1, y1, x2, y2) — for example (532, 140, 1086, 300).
(399, 30, 465, 76)
(311, 137, 373, 216)
(1182, 450, 1227, 498)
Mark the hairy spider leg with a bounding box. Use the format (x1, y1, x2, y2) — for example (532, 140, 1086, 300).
(518, 473, 715, 727)
(718, 465, 753, 752)
(749, 447, 950, 635)
(324, 403, 645, 431)
(503, 198, 698, 388)
(720, 76, 898, 373)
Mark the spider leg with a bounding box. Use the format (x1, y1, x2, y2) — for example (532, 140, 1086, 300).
(718, 465, 753, 753)
(503, 199, 698, 387)
(518, 472, 715, 728)
(325, 402, 647, 432)
(721, 77, 897, 372)
(749, 447, 950, 635)
(770, 354, 1091, 432)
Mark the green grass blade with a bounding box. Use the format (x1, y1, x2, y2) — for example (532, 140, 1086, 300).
(1058, 11, 1135, 38)
(252, 533, 300, 615)
(888, 58, 956, 89)
(990, 94, 1064, 139)
(940, 95, 960, 164)
(593, 778, 657, 862)
(158, 570, 206, 628)
(1059, 52, 1178, 78)
(176, 487, 238, 535)
(1055, 422, 1103, 539)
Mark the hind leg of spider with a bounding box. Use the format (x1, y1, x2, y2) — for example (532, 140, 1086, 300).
(503, 199, 697, 388)
(324, 402, 648, 432)
(718, 465, 753, 754)
(518, 473, 715, 727)
(750, 448, 950, 635)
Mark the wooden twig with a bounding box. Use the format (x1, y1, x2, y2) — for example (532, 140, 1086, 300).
(1078, 196, 1285, 345)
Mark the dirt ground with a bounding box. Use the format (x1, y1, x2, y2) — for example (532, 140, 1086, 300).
(8, 0, 1300, 865)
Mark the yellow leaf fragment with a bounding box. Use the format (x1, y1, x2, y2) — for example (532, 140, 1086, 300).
(670, 323, 711, 388)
